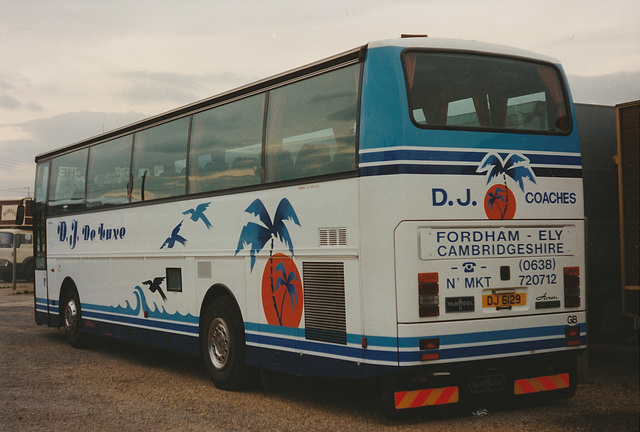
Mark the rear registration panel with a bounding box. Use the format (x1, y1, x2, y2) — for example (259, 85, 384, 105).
(483, 292, 527, 308)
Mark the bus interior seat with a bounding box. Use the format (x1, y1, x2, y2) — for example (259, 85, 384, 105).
(295, 143, 331, 177)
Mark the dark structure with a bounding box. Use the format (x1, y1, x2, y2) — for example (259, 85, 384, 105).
(575, 103, 637, 342)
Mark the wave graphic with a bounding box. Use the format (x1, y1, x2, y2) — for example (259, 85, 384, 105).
(103, 286, 198, 324)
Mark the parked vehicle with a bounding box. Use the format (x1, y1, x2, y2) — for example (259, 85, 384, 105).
(33, 37, 585, 412)
(0, 198, 33, 227)
(0, 228, 34, 282)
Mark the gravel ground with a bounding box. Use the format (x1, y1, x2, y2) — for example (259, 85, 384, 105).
(1, 287, 638, 431)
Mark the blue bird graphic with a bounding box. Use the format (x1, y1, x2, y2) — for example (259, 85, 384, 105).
(161, 221, 188, 249)
(142, 277, 167, 302)
(182, 202, 212, 229)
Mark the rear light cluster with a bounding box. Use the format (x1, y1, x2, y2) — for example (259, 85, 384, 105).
(564, 325, 582, 347)
(419, 272, 439, 317)
(419, 338, 440, 361)
(563, 267, 581, 308)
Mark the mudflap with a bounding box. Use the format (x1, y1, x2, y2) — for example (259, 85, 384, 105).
(382, 353, 579, 418)
(381, 373, 464, 420)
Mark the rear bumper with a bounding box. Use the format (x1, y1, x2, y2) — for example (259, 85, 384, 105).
(387, 350, 580, 410)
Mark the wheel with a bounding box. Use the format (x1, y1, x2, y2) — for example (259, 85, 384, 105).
(0, 270, 9, 282)
(21, 260, 34, 282)
(63, 290, 84, 348)
(201, 296, 253, 390)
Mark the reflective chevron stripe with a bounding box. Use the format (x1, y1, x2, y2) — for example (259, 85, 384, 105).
(394, 387, 459, 409)
(514, 373, 570, 395)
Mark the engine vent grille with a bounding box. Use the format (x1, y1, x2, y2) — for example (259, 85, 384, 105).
(303, 261, 346, 345)
(318, 227, 347, 247)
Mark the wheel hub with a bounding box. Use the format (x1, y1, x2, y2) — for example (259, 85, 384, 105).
(209, 318, 229, 369)
(65, 299, 78, 334)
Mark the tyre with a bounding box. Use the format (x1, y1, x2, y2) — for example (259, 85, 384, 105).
(63, 290, 84, 348)
(201, 296, 253, 390)
(21, 259, 34, 282)
(0, 269, 10, 282)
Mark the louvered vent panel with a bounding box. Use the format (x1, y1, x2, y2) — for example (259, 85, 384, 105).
(318, 227, 347, 247)
(303, 261, 347, 345)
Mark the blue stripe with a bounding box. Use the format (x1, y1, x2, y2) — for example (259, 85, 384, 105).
(38, 303, 584, 365)
(359, 164, 582, 179)
(399, 336, 587, 363)
(35, 298, 49, 310)
(83, 302, 199, 324)
(398, 323, 587, 348)
(248, 330, 584, 365)
(246, 332, 397, 362)
(35, 301, 58, 314)
(249, 322, 585, 348)
(245, 321, 303, 337)
(358, 148, 582, 179)
(360, 149, 486, 164)
(82, 318, 200, 355)
(246, 322, 585, 364)
(360, 149, 582, 166)
(83, 310, 199, 335)
(360, 163, 478, 177)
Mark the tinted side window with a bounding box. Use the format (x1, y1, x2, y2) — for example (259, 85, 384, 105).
(34, 162, 50, 204)
(18, 234, 33, 246)
(189, 94, 264, 193)
(86, 135, 132, 207)
(131, 117, 189, 201)
(265, 65, 359, 183)
(34, 208, 46, 270)
(0, 233, 11, 248)
(48, 149, 88, 213)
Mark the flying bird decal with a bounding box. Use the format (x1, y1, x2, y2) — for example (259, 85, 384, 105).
(160, 221, 188, 249)
(183, 202, 213, 229)
(142, 277, 167, 302)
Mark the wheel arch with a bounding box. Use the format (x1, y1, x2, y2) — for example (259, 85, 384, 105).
(199, 283, 244, 346)
(58, 277, 79, 325)
(199, 283, 256, 389)
(20, 255, 34, 268)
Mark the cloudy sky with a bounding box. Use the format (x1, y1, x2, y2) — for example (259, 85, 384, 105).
(1, 0, 639, 200)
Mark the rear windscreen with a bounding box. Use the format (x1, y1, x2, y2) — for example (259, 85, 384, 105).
(403, 51, 571, 134)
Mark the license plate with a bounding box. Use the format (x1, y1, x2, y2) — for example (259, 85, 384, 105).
(482, 292, 526, 308)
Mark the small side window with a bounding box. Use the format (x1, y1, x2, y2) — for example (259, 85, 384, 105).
(166, 268, 182, 292)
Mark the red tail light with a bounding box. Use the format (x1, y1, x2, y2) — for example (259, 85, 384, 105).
(563, 267, 581, 308)
(421, 352, 440, 361)
(420, 338, 440, 350)
(564, 326, 580, 337)
(419, 338, 440, 361)
(565, 325, 582, 346)
(418, 273, 440, 317)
